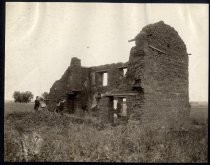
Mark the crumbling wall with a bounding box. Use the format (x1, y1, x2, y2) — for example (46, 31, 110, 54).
(48, 73, 69, 111)
(48, 59, 127, 118)
(48, 21, 190, 128)
(48, 57, 91, 112)
(127, 21, 190, 128)
(89, 62, 127, 121)
(67, 57, 82, 91)
(125, 40, 146, 121)
(80, 67, 92, 111)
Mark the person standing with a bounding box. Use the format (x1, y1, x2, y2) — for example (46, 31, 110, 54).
(34, 96, 40, 112)
(59, 99, 65, 115)
(55, 99, 61, 113)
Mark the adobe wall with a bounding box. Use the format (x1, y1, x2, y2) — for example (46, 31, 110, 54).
(48, 21, 190, 128)
(48, 57, 91, 112)
(127, 21, 190, 128)
(48, 58, 128, 118)
(89, 62, 127, 122)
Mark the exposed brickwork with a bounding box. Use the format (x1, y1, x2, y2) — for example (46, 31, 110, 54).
(48, 21, 190, 128)
(127, 21, 190, 128)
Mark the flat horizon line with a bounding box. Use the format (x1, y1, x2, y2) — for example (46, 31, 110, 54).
(4, 99, 208, 103)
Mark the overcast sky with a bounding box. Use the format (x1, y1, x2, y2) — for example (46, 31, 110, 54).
(5, 3, 208, 102)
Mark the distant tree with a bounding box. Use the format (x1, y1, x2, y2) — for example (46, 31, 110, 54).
(24, 91, 34, 103)
(13, 91, 34, 103)
(41, 92, 49, 100)
(13, 91, 21, 103)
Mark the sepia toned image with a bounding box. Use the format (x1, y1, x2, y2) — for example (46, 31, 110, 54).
(4, 2, 208, 162)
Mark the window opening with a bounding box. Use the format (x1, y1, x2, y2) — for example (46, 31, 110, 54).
(122, 98, 127, 116)
(114, 99, 118, 109)
(103, 72, 108, 86)
(123, 68, 127, 76)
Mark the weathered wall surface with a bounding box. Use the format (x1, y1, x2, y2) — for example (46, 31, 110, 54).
(48, 73, 69, 111)
(125, 42, 145, 122)
(48, 57, 91, 112)
(67, 57, 82, 91)
(48, 21, 190, 128)
(127, 21, 190, 128)
(48, 59, 127, 118)
(89, 63, 127, 122)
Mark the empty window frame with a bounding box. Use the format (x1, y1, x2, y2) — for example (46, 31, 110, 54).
(123, 68, 127, 76)
(113, 99, 118, 109)
(122, 98, 127, 116)
(102, 72, 108, 86)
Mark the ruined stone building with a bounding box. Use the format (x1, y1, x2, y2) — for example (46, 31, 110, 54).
(48, 21, 190, 128)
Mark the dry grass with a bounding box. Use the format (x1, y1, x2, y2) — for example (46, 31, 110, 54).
(4, 102, 208, 162)
(4, 101, 34, 116)
(190, 103, 208, 125)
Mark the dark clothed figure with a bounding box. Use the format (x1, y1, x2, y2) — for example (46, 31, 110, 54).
(55, 99, 65, 114)
(55, 100, 60, 113)
(59, 100, 65, 115)
(34, 97, 40, 111)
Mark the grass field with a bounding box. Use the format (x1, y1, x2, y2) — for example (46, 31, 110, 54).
(4, 101, 34, 116)
(190, 102, 208, 125)
(4, 101, 208, 162)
